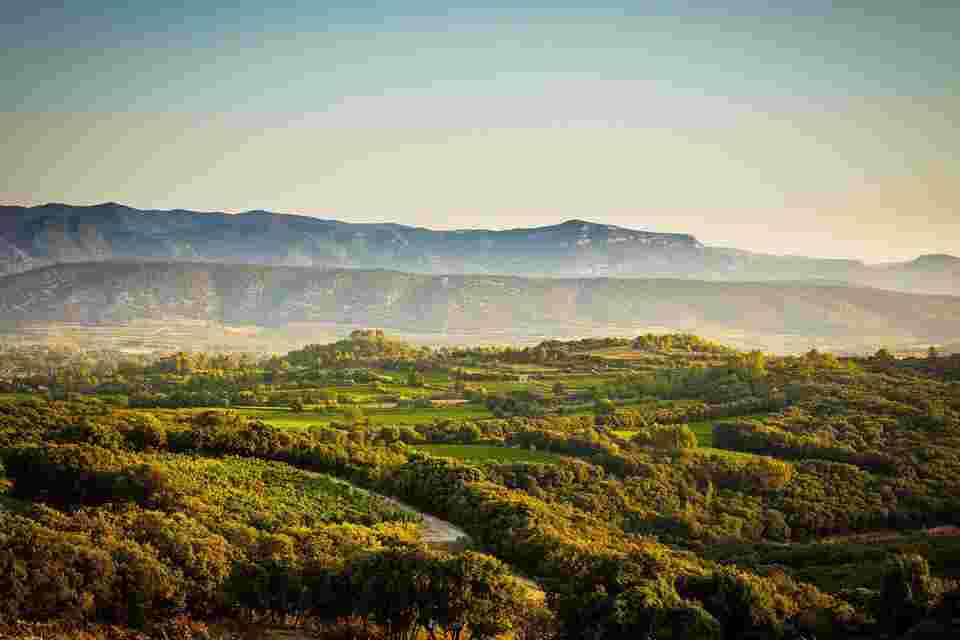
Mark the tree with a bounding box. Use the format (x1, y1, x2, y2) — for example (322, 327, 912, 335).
(458, 423, 482, 443)
(125, 414, 167, 451)
(873, 348, 896, 366)
(174, 352, 192, 375)
(435, 552, 525, 640)
(751, 350, 768, 374)
(594, 398, 616, 416)
(879, 555, 933, 636)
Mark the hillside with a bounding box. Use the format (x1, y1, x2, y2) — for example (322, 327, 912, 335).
(1, 260, 958, 353)
(2, 337, 960, 639)
(1, 203, 957, 294)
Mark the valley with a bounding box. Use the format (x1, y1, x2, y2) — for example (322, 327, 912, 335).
(1, 260, 959, 356)
(5, 0, 958, 636)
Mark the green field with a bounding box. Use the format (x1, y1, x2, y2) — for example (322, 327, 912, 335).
(141, 407, 329, 430)
(477, 380, 551, 394)
(584, 346, 641, 358)
(610, 430, 766, 460)
(611, 421, 716, 447)
(140, 404, 493, 430)
(687, 420, 715, 447)
(234, 407, 328, 429)
(697, 446, 767, 460)
(687, 414, 773, 447)
(363, 405, 492, 425)
(413, 444, 566, 464)
(0, 392, 45, 402)
(614, 415, 776, 449)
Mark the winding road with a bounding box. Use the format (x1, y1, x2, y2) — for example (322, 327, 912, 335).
(380, 494, 472, 550)
(370, 490, 544, 598)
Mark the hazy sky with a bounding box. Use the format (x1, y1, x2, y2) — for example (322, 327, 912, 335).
(1, 1, 957, 262)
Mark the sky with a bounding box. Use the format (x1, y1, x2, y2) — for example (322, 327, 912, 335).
(1, 1, 957, 262)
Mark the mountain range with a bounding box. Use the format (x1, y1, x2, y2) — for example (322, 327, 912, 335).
(0, 203, 956, 353)
(1, 202, 957, 295)
(1, 260, 958, 354)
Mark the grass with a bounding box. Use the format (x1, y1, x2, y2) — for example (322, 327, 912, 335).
(687, 420, 716, 447)
(140, 404, 494, 430)
(413, 444, 566, 464)
(697, 447, 767, 460)
(476, 373, 624, 395)
(688, 414, 773, 448)
(553, 375, 626, 389)
(363, 405, 492, 425)
(152, 407, 329, 430)
(613, 414, 774, 451)
(610, 429, 766, 460)
(611, 421, 716, 447)
(0, 393, 44, 402)
(479, 381, 549, 393)
(238, 407, 330, 429)
(585, 346, 647, 359)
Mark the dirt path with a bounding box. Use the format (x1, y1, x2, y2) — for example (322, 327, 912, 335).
(378, 494, 472, 548)
(371, 491, 544, 598)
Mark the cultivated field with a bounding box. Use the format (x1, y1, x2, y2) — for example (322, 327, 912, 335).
(413, 444, 567, 464)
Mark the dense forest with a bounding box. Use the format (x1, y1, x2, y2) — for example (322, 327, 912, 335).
(0, 333, 958, 639)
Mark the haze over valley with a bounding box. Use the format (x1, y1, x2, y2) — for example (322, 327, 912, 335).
(0, 203, 957, 355)
(0, 255, 958, 355)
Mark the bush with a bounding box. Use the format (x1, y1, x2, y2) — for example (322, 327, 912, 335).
(125, 414, 168, 451)
(630, 424, 698, 450)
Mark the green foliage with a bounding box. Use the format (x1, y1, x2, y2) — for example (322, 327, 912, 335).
(125, 413, 167, 451)
(632, 333, 728, 354)
(593, 398, 615, 415)
(3, 333, 960, 638)
(628, 424, 698, 450)
(879, 554, 934, 636)
(415, 444, 566, 464)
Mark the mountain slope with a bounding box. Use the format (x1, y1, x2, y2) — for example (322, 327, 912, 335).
(1, 203, 956, 294)
(1, 261, 958, 352)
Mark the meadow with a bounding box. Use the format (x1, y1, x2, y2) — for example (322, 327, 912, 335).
(362, 404, 493, 425)
(613, 414, 773, 448)
(134, 403, 494, 430)
(413, 444, 567, 464)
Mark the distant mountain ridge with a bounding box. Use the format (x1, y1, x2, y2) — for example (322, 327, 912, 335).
(0, 202, 956, 295)
(1, 260, 958, 353)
